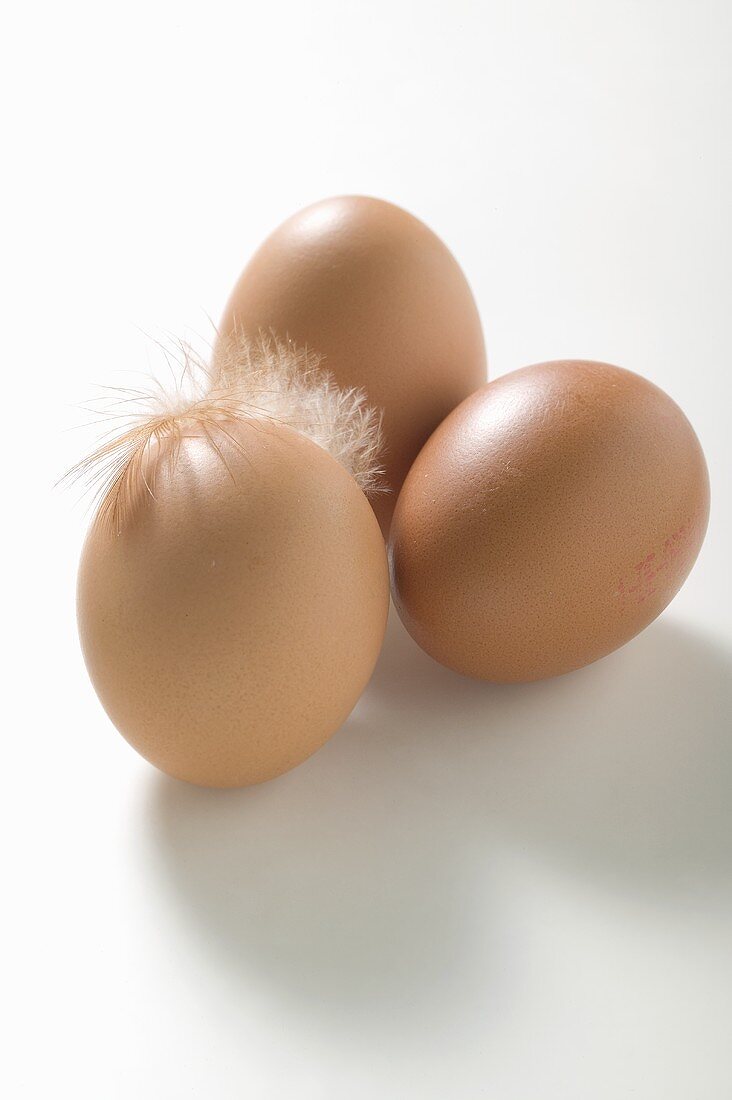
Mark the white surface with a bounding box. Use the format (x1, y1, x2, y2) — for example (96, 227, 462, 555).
(4, 1, 731, 1097)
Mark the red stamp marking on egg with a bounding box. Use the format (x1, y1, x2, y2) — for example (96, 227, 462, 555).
(614, 519, 695, 610)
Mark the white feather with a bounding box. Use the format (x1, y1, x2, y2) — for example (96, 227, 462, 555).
(64, 330, 386, 533)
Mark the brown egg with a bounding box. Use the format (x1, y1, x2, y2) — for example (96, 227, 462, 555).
(78, 420, 389, 787)
(218, 195, 487, 533)
(390, 360, 710, 682)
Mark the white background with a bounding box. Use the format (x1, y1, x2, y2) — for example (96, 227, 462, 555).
(3, 1, 731, 1097)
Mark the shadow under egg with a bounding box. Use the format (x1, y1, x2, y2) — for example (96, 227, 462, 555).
(141, 609, 732, 1028)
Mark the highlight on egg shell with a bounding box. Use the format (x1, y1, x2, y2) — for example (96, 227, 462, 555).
(217, 195, 487, 535)
(71, 334, 390, 787)
(389, 360, 710, 683)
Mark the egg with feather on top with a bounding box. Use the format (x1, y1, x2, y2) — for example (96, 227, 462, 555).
(74, 335, 390, 787)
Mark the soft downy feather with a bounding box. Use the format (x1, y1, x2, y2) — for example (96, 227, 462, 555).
(65, 330, 386, 535)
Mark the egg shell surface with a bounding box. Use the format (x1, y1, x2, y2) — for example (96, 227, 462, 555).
(389, 360, 710, 682)
(218, 195, 487, 533)
(78, 421, 389, 786)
